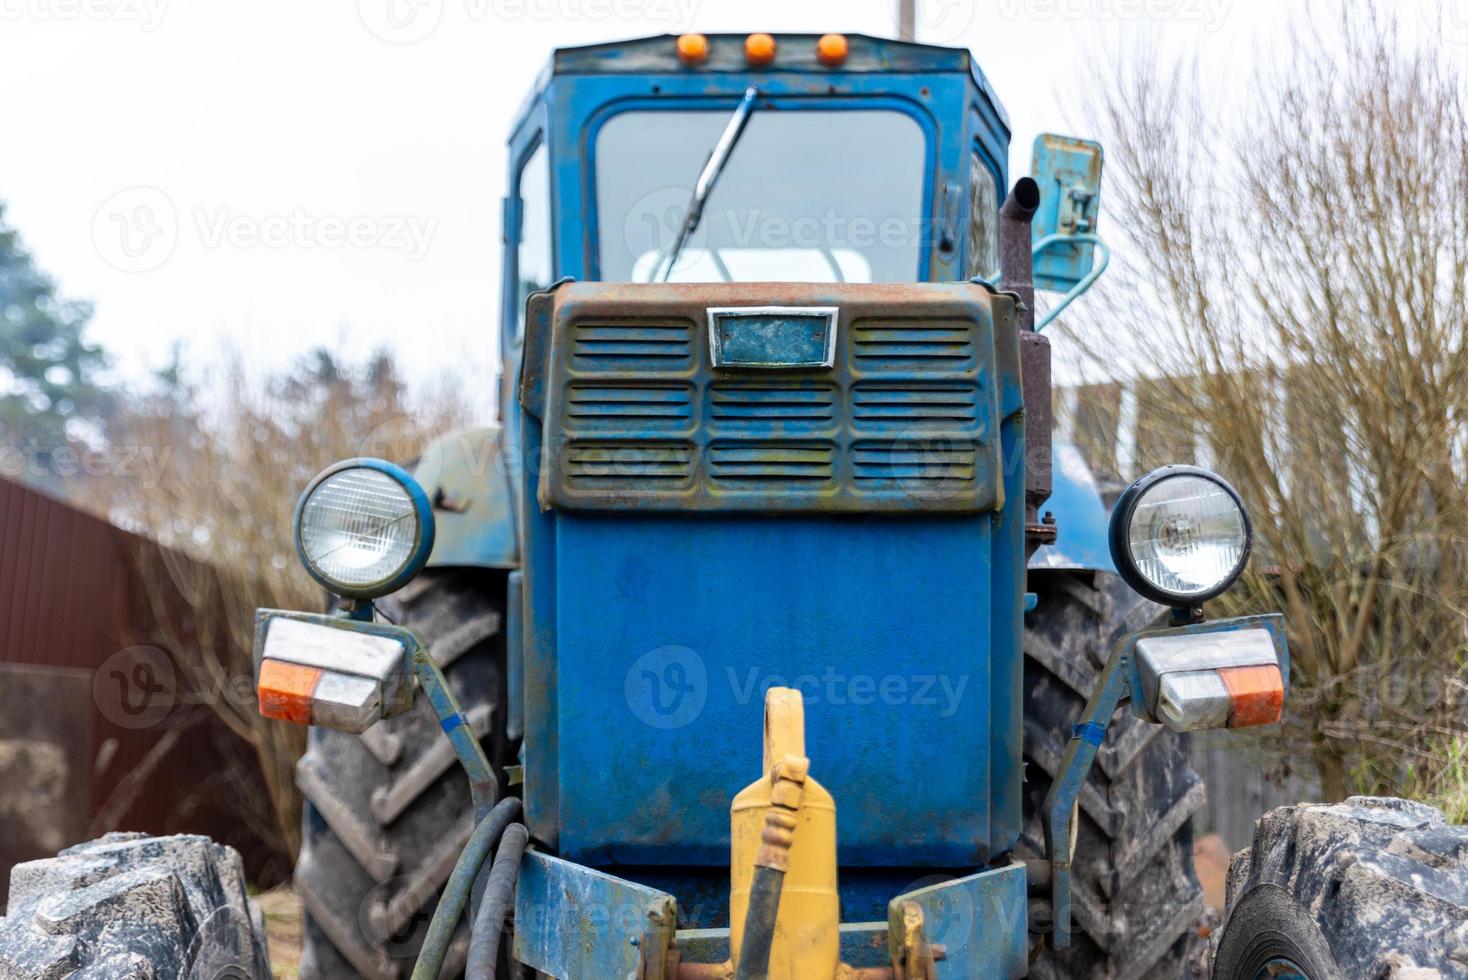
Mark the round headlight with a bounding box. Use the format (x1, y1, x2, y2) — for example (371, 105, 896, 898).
(294, 459, 435, 600)
(1108, 465, 1252, 607)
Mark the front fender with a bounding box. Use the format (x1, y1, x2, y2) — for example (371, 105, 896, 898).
(1027, 441, 1115, 573)
(413, 426, 519, 569)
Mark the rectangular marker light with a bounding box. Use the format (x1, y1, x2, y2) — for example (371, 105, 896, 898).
(707, 306, 838, 369)
(253, 612, 416, 733)
(1135, 628, 1285, 732)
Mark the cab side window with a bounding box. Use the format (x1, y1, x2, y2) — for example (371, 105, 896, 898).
(514, 141, 552, 344)
(966, 153, 999, 280)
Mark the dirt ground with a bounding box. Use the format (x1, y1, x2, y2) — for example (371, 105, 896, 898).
(1193, 831, 1231, 910)
(256, 834, 1237, 973)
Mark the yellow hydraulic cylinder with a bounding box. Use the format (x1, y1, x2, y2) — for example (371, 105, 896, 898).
(729, 687, 840, 980)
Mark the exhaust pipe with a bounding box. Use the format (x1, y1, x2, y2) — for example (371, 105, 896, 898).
(998, 176, 1040, 332)
(995, 177, 1055, 554)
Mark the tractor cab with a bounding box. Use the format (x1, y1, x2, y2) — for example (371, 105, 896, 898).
(494, 33, 1012, 424)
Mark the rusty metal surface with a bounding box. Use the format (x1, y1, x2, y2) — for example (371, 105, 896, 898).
(527, 280, 1016, 515)
(1022, 330, 1055, 556)
(512, 849, 677, 979)
(997, 179, 1039, 333)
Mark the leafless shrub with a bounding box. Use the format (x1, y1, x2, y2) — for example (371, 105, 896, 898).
(1066, 3, 1468, 800)
(79, 348, 480, 864)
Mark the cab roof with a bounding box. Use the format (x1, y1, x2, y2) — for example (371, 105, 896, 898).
(538, 32, 1009, 130)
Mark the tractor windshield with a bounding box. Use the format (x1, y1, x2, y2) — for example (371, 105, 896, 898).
(596, 109, 926, 284)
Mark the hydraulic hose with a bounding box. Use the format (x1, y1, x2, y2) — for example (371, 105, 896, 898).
(733, 755, 809, 980)
(734, 864, 786, 980)
(465, 822, 530, 980)
(411, 797, 522, 980)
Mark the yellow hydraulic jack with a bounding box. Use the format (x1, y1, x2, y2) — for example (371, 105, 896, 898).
(730, 687, 838, 979)
(674, 688, 933, 980)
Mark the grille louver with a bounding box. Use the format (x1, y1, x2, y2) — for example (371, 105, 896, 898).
(852, 381, 979, 427)
(852, 319, 975, 371)
(852, 439, 979, 484)
(571, 320, 693, 372)
(568, 383, 693, 429)
(564, 441, 694, 486)
(710, 382, 836, 429)
(708, 441, 835, 485)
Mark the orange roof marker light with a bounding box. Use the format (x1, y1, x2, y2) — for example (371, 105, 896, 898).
(676, 33, 709, 66)
(745, 33, 776, 67)
(816, 34, 849, 68)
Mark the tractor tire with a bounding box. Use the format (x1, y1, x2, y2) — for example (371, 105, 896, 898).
(1021, 570, 1208, 980)
(1213, 796, 1468, 979)
(0, 832, 271, 979)
(294, 569, 512, 980)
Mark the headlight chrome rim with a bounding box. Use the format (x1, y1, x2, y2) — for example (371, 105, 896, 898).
(1108, 464, 1253, 607)
(293, 458, 436, 600)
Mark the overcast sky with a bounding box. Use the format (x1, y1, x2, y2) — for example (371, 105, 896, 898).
(0, 0, 1394, 398)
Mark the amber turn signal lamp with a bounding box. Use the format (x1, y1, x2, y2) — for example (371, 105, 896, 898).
(816, 33, 848, 67)
(745, 33, 776, 66)
(677, 33, 709, 65)
(258, 659, 322, 726)
(1219, 663, 1285, 728)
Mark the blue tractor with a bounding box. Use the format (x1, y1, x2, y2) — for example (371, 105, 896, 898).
(268, 33, 1268, 978)
(6, 29, 1465, 980)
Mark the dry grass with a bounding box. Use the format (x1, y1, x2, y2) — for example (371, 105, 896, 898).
(256, 886, 302, 978)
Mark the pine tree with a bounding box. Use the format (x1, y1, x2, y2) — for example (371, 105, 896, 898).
(0, 202, 112, 484)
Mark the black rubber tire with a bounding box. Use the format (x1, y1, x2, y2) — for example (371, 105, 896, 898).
(0, 832, 271, 978)
(1214, 797, 1468, 979)
(295, 569, 513, 980)
(1210, 885, 1342, 980)
(1021, 570, 1208, 980)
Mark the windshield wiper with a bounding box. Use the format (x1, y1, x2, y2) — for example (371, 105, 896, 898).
(658, 86, 759, 282)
